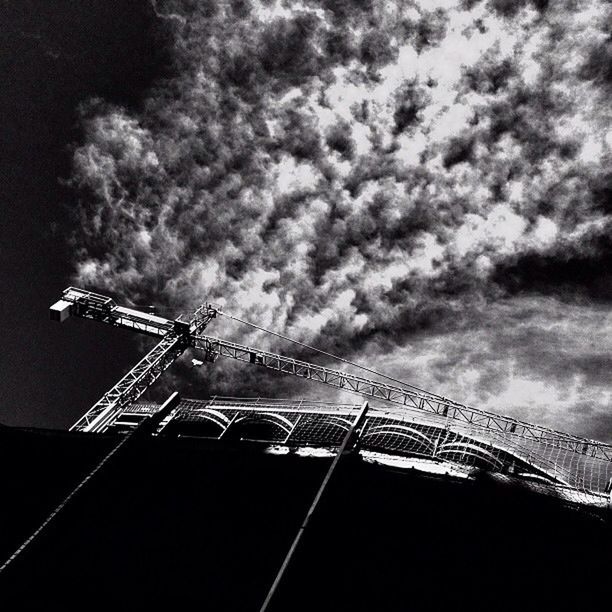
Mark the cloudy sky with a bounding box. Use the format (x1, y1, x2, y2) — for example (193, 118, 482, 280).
(1, 0, 610, 438)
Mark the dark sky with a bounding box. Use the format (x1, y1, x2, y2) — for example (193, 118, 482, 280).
(0, 1, 610, 438)
(0, 1, 167, 427)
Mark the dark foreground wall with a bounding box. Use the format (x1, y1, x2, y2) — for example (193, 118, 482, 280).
(0, 425, 609, 610)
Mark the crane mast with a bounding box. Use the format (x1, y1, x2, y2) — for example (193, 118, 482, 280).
(50, 287, 612, 461)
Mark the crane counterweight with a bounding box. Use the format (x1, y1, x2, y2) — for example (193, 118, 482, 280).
(49, 299, 72, 322)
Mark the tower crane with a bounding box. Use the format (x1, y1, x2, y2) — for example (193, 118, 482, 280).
(0, 284, 594, 604)
(50, 287, 611, 461)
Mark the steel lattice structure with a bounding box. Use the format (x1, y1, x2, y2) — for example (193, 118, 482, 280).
(193, 336, 612, 460)
(50, 287, 612, 506)
(114, 397, 612, 507)
(54, 288, 216, 432)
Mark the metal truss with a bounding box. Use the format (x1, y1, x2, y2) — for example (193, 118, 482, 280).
(70, 333, 184, 433)
(122, 397, 611, 505)
(170, 399, 559, 479)
(193, 335, 612, 461)
(59, 288, 217, 433)
(53, 287, 612, 462)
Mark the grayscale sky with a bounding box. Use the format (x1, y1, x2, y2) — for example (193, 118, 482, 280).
(1, 0, 610, 439)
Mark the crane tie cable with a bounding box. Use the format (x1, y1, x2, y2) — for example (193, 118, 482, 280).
(136, 300, 449, 403)
(216, 308, 453, 404)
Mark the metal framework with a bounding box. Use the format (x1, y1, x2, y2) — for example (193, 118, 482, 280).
(167, 399, 568, 484)
(52, 287, 612, 464)
(57, 288, 216, 432)
(118, 397, 612, 506)
(70, 333, 184, 433)
(193, 336, 612, 460)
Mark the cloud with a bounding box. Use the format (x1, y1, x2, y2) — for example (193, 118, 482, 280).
(69, 0, 611, 439)
(367, 297, 612, 436)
